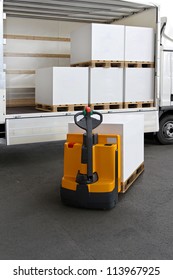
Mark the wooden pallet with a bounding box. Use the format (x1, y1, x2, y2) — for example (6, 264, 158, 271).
(71, 60, 124, 68)
(124, 61, 155, 68)
(90, 102, 123, 110)
(35, 103, 87, 112)
(123, 101, 154, 109)
(121, 162, 144, 193)
(71, 60, 154, 68)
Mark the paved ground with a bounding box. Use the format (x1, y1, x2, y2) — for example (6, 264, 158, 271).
(0, 135, 173, 260)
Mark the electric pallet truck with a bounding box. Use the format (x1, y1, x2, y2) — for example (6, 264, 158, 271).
(60, 107, 121, 209)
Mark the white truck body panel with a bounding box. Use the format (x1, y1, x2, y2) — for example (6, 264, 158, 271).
(0, 0, 5, 124)
(0, 89, 5, 123)
(6, 110, 159, 145)
(6, 115, 74, 145)
(160, 49, 173, 107)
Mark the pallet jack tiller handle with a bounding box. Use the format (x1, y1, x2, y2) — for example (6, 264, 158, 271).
(74, 107, 103, 131)
(74, 107, 103, 183)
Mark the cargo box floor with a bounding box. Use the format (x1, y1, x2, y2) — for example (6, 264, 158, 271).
(6, 106, 40, 114)
(0, 135, 172, 260)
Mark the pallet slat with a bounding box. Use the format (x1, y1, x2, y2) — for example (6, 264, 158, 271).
(6, 70, 35, 74)
(4, 34, 70, 42)
(7, 98, 35, 107)
(4, 52, 70, 58)
(121, 162, 144, 193)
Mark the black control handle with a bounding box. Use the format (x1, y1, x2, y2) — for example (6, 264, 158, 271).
(74, 107, 103, 131)
(74, 107, 103, 182)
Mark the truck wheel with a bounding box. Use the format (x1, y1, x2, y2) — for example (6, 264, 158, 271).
(156, 115, 173, 144)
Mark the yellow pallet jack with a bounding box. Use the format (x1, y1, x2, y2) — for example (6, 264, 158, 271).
(61, 107, 121, 209)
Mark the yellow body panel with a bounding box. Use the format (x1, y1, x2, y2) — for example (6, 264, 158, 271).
(62, 133, 121, 193)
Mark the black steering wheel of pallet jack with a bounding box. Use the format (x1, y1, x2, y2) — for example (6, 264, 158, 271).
(74, 106, 103, 131)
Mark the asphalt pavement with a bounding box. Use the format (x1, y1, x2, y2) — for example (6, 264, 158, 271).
(0, 135, 173, 260)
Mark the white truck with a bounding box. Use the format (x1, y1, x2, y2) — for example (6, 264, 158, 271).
(0, 0, 173, 145)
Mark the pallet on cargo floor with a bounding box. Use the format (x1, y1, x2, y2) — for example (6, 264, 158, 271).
(124, 61, 154, 68)
(90, 102, 123, 110)
(35, 103, 87, 112)
(71, 60, 124, 68)
(123, 101, 154, 109)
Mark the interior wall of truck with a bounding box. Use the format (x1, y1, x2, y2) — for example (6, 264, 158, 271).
(4, 17, 84, 113)
(3, 4, 157, 115)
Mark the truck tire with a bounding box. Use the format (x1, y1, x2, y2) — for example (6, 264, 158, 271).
(156, 115, 173, 144)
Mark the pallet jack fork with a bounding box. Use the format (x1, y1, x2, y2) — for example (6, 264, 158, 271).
(60, 107, 121, 209)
